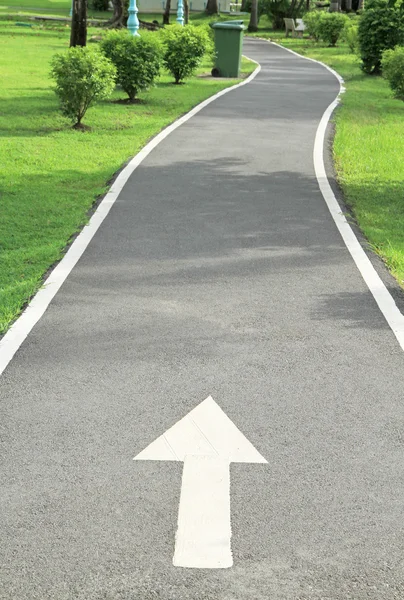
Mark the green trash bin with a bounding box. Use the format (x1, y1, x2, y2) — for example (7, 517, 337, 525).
(210, 20, 245, 78)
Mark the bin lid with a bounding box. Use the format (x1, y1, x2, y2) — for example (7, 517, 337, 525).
(210, 20, 246, 29)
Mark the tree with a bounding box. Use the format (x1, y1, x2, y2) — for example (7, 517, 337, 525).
(248, 0, 258, 31)
(70, 0, 87, 47)
(263, 0, 306, 30)
(108, 0, 124, 26)
(163, 0, 171, 24)
(289, 0, 308, 16)
(184, 0, 190, 24)
(205, 0, 218, 15)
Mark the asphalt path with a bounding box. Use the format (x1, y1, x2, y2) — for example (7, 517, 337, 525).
(2, 39, 404, 599)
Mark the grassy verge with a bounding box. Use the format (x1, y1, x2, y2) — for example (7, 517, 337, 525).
(0, 21, 256, 334)
(251, 31, 404, 289)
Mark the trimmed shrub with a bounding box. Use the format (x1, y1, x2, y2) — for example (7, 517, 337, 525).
(382, 45, 404, 100)
(303, 10, 324, 41)
(50, 46, 116, 128)
(101, 30, 162, 102)
(358, 0, 404, 74)
(161, 24, 211, 84)
(343, 21, 359, 53)
(317, 12, 349, 46)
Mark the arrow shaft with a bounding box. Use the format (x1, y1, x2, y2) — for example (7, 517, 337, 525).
(173, 455, 233, 569)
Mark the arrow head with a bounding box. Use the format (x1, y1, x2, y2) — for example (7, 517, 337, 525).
(134, 396, 267, 464)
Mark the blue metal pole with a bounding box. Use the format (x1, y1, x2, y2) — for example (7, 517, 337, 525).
(127, 0, 140, 35)
(176, 0, 184, 25)
(69, 0, 73, 17)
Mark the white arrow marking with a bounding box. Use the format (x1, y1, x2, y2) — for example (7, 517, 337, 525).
(134, 396, 267, 569)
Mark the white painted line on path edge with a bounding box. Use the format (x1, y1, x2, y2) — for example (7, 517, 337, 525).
(0, 61, 261, 378)
(271, 40, 404, 352)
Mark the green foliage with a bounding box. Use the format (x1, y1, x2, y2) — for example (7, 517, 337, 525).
(50, 46, 116, 127)
(382, 45, 404, 99)
(90, 0, 109, 10)
(343, 21, 359, 53)
(317, 12, 349, 46)
(261, 0, 293, 30)
(243, 0, 266, 20)
(101, 30, 162, 101)
(161, 24, 211, 84)
(358, 0, 404, 74)
(302, 10, 324, 41)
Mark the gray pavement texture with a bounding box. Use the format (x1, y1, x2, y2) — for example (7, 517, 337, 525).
(1, 39, 404, 600)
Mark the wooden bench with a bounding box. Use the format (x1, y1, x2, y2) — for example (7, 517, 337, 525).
(283, 17, 306, 37)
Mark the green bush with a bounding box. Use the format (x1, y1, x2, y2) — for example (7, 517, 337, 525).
(50, 46, 116, 128)
(317, 12, 349, 46)
(100, 30, 162, 102)
(161, 24, 211, 84)
(343, 21, 359, 53)
(358, 0, 404, 74)
(382, 45, 404, 100)
(303, 10, 324, 41)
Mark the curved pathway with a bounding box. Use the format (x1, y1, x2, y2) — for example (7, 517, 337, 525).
(2, 39, 404, 599)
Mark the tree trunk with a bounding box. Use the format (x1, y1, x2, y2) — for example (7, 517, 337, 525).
(70, 0, 87, 46)
(345, 0, 352, 9)
(248, 0, 258, 31)
(163, 0, 171, 24)
(205, 0, 218, 15)
(241, 0, 247, 9)
(70, 0, 79, 45)
(184, 0, 189, 23)
(287, 0, 304, 18)
(288, 0, 297, 16)
(106, 0, 124, 26)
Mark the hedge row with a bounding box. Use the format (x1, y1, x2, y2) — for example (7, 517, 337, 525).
(50, 25, 212, 128)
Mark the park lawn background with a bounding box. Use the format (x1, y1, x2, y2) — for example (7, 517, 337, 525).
(0, 20, 256, 334)
(254, 31, 404, 290)
(1, 5, 403, 336)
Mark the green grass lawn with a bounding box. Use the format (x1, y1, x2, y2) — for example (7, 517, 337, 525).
(0, 21, 256, 334)
(0, 0, 253, 22)
(0, 1, 108, 19)
(252, 31, 404, 289)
